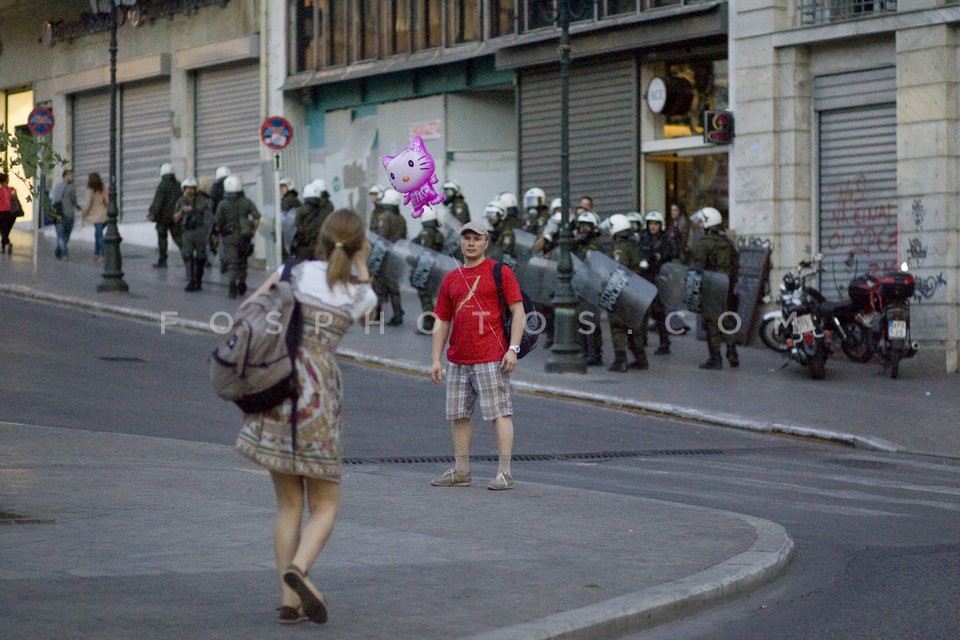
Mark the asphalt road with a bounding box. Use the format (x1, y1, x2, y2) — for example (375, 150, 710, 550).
(4, 296, 960, 639)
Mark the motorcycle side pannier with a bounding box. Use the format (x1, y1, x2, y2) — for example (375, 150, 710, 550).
(848, 276, 874, 308)
(879, 272, 915, 300)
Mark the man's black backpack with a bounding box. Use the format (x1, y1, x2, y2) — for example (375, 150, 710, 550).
(210, 259, 304, 413)
(492, 261, 539, 359)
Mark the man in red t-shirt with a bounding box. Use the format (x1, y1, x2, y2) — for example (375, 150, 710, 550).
(430, 220, 525, 490)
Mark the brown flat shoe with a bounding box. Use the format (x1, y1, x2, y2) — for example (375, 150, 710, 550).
(277, 605, 308, 624)
(282, 565, 328, 624)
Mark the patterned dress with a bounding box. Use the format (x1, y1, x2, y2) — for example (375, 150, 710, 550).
(236, 263, 375, 481)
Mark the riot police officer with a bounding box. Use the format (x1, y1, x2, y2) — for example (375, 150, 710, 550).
(174, 177, 213, 292)
(690, 206, 740, 369)
(411, 205, 445, 333)
(279, 177, 301, 212)
(291, 181, 333, 259)
(607, 214, 648, 372)
(638, 210, 677, 355)
(486, 193, 521, 268)
(373, 188, 408, 325)
(522, 187, 549, 235)
(368, 184, 386, 231)
(214, 175, 260, 298)
(574, 210, 605, 366)
(148, 163, 183, 268)
(442, 180, 470, 225)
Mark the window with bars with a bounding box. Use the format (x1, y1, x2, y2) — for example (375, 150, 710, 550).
(798, 0, 897, 25)
(291, 0, 676, 73)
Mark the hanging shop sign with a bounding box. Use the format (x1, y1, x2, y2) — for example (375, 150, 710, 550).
(646, 76, 694, 116)
(703, 110, 735, 144)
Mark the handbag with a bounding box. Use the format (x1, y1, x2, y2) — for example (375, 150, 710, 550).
(11, 193, 24, 218)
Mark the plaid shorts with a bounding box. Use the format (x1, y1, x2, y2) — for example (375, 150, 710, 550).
(445, 361, 513, 422)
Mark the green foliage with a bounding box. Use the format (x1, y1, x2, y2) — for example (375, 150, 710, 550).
(1, 124, 68, 222)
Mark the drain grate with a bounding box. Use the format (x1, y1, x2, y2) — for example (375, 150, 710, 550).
(344, 448, 727, 465)
(823, 458, 895, 470)
(0, 511, 54, 525)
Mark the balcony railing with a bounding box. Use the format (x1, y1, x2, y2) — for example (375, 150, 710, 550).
(799, 0, 897, 25)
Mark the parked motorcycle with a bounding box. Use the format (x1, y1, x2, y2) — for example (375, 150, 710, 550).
(760, 269, 874, 364)
(870, 264, 919, 378)
(765, 254, 831, 379)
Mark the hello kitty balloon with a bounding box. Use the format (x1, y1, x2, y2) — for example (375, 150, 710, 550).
(381, 135, 445, 219)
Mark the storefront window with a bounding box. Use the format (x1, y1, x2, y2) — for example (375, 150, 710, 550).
(423, 0, 444, 48)
(650, 59, 728, 139)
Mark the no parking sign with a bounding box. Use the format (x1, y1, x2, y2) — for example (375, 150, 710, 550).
(260, 116, 293, 150)
(27, 106, 55, 136)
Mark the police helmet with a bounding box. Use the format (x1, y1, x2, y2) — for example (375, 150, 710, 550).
(224, 175, 243, 194)
(215, 166, 231, 180)
(380, 188, 402, 207)
(180, 177, 198, 190)
(368, 184, 385, 197)
(279, 177, 295, 189)
(442, 180, 461, 196)
(695, 207, 723, 230)
(484, 200, 506, 222)
(302, 182, 321, 199)
(626, 211, 644, 226)
(608, 213, 632, 236)
(497, 192, 518, 210)
(523, 187, 546, 210)
(644, 210, 666, 225)
(311, 178, 327, 195)
(577, 210, 601, 229)
(419, 205, 438, 223)
(550, 197, 563, 212)
(160, 162, 174, 176)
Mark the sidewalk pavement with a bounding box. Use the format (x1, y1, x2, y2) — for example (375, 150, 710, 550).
(0, 222, 953, 638)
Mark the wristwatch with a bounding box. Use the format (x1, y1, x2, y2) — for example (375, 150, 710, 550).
(509, 345, 521, 354)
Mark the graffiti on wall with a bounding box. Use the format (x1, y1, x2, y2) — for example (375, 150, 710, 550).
(915, 272, 947, 301)
(912, 198, 925, 231)
(825, 173, 898, 273)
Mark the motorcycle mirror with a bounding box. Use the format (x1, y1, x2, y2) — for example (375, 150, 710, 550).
(900, 261, 910, 272)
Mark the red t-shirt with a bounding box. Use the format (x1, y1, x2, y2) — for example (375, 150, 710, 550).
(434, 258, 523, 364)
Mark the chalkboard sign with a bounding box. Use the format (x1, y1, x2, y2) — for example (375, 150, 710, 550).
(733, 246, 771, 345)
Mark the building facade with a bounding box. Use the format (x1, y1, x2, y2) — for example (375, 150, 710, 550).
(1, 0, 957, 370)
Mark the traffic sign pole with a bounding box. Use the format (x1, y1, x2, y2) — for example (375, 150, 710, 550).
(260, 116, 293, 270)
(27, 106, 56, 274)
(273, 153, 283, 270)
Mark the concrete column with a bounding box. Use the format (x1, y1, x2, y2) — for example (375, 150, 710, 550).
(896, 24, 959, 371)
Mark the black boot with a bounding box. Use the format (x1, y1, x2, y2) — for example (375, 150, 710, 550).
(228, 281, 238, 299)
(184, 259, 198, 292)
(629, 350, 649, 370)
(387, 303, 404, 326)
(153, 254, 167, 268)
(237, 281, 247, 297)
(608, 352, 628, 372)
(194, 259, 206, 291)
(699, 351, 723, 370)
(726, 344, 739, 368)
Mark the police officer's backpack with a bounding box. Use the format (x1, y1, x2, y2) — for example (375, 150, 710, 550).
(210, 259, 304, 414)
(493, 261, 539, 359)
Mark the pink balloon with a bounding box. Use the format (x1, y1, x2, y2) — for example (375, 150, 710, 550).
(382, 135, 444, 219)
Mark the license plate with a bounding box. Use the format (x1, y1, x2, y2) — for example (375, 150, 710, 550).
(795, 314, 815, 334)
(888, 320, 907, 339)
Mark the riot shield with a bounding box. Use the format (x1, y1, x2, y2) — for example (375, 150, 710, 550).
(570, 250, 659, 332)
(656, 261, 729, 320)
(366, 230, 407, 289)
(518, 255, 560, 306)
(392, 239, 460, 293)
(436, 207, 464, 257)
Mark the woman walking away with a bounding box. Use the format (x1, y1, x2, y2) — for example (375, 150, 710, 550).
(81, 172, 108, 262)
(235, 209, 376, 625)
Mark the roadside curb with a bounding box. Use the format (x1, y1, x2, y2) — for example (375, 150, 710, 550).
(464, 513, 794, 640)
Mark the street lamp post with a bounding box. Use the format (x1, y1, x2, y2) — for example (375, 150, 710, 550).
(97, 0, 133, 292)
(545, 0, 587, 374)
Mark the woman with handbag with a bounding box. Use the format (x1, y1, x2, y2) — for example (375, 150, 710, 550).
(0, 172, 23, 255)
(235, 209, 376, 625)
(81, 172, 108, 263)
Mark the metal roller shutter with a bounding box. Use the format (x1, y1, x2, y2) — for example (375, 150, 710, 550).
(195, 65, 261, 182)
(71, 91, 111, 207)
(519, 57, 638, 217)
(120, 81, 171, 220)
(816, 68, 897, 290)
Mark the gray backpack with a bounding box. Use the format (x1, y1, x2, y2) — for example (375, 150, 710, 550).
(210, 260, 304, 414)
